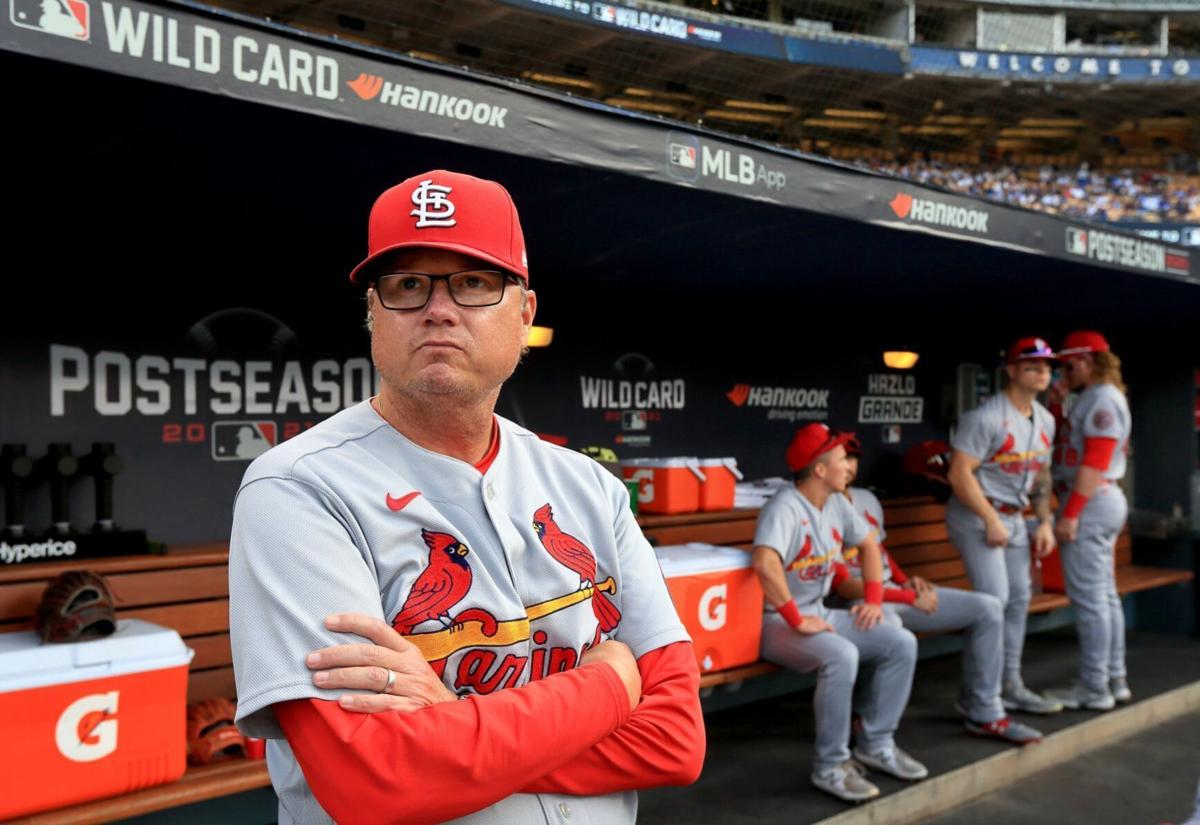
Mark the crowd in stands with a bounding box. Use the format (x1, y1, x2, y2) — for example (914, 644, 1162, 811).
(857, 156, 1200, 223)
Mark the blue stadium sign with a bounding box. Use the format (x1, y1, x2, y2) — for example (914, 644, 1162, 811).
(911, 46, 1200, 83)
(495, 0, 904, 74)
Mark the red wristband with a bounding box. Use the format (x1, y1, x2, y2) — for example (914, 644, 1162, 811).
(883, 587, 916, 605)
(864, 581, 883, 606)
(1063, 492, 1090, 519)
(777, 600, 803, 629)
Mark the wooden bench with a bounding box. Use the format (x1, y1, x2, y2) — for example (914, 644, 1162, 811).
(637, 496, 1194, 689)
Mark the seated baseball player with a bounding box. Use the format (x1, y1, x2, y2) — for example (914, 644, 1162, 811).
(833, 434, 1042, 745)
(752, 423, 926, 804)
(228, 171, 705, 824)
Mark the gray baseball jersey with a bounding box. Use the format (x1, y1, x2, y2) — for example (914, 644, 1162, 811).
(753, 485, 872, 612)
(842, 487, 897, 584)
(1052, 382, 1130, 487)
(228, 400, 688, 825)
(952, 393, 1055, 508)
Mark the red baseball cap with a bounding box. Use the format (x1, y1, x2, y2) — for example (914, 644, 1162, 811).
(840, 431, 863, 458)
(348, 170, 529, 285)
(786, 423, 855, 472)
(1058, 330, 1110, 357)
(1006, 337, 1056, 364)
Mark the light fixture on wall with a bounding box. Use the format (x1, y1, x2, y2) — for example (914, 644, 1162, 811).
(527, 326, 554, 348)
(883, 349, 919, 369)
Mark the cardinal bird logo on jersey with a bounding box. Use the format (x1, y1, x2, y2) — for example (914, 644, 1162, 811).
(993, 432, 1016, 458)
(392, 529, 474, 636)
(532, 503, 622, 632)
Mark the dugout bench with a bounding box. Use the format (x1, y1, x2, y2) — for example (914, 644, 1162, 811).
(0, 496, 1191, 823)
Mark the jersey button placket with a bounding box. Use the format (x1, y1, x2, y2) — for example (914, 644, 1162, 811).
(557, 801, 572, 821)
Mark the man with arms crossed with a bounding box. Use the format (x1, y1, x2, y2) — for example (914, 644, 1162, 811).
(228, 171, 704, 824)
(946, 337, 1062, 716)
(754, 423, 926, 803)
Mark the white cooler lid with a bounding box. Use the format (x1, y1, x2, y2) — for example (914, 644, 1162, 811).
(0, 618, 193, 693)
(655, 543, 753, 577)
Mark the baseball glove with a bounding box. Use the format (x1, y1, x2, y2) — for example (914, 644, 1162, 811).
(34, 570, 117, 643)
(187, 697, 247, 765)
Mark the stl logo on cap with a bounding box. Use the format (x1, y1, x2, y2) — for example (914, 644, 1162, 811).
(410, 179, 457, 228)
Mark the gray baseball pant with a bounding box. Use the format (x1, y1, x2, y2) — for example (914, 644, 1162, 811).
(1060, 483, 1128, 693)
(885, 586, 1005, 722)
(760, 607, 917, 772)
(946, 497, 1032, 687)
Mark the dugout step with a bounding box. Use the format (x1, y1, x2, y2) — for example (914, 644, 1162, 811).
(640, 629, 1200, 825)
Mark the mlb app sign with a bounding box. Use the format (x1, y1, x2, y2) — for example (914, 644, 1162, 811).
(10, 0, 89, 39)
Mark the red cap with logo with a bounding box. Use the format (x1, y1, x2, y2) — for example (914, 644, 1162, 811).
(786, 423, 855, 472)
(1006, 337, 1056, 364)
(842, 431, 863, 458)
(1058, 330, 1110, 357)
(349, 170, 529, 285)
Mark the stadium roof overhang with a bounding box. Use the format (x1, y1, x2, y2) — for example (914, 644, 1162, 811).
(4, 0, 1198, 341)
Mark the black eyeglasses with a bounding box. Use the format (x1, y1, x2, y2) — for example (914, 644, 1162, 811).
(372, 269, 518, 310)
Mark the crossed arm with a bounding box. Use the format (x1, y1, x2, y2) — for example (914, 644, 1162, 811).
(276, 615, 704, 825)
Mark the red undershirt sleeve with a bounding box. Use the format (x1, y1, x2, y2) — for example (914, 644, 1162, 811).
(275, 661, 631, 825)
(885, 548, 909, 585)
(521, 640, 705, 796)
(829, 562, 850, 591)
(1081, 436, 1119, 473)
(884, 587, 917, 604)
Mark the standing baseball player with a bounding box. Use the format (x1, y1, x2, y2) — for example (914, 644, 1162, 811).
(1045, 330, 1132, 711)
(946, 338, 1063, 716)
(753, 422, 926, 803)
(227, 170, 705, 825)
(837, 435, 1041, 744)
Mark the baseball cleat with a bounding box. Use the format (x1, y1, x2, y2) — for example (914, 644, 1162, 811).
(1044, 682, 1116, 711)
(811, 760, 880, 803)
(852, 745, 928, 781)
(964, 715, 1042, 745)
(1002, 682, 1064, 715)
(1110, 677, 1133, 704)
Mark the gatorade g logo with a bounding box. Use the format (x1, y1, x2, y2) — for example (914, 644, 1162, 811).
(698, 584, 727, 631)
(630, 468, 655, 504)
(410, 179, 457, 228)
(56, 691, 119, 762)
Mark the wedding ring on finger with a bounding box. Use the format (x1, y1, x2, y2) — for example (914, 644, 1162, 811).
(382, 668, 397, 694)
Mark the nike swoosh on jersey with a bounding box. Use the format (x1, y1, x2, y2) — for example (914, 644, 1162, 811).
(386, 491, 422, 511)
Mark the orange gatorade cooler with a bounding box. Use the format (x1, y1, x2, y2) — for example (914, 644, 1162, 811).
(0, 619, 193, 819)
(621, 458, 706, 515)
(697, 458, 744, 512)
(654, 543, 764, 673)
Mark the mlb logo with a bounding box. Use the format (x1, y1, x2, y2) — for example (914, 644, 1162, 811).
(670, 143, 696, 170)
(621, 411, 648, 431)
(1066, 227, 1089, 256)
(593, 3, 616, 23)
(666, 131, 701, 182)
(211, 421, 277, 462)
(10, 0, 89, 40)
